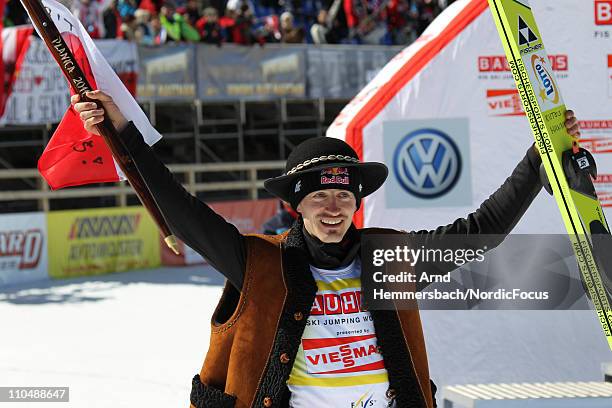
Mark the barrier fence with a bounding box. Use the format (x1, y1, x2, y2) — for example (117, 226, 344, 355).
(0, 161, 285, 211)
(0, 196, 280, 287)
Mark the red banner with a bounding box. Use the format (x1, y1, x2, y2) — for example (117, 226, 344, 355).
(161, 198, 278, 266)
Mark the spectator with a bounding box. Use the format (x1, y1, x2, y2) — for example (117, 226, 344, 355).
(253, 14, 281, 44)
(411, 0, 441, 36)
(196, 7, 223, 45)
(117, 0, 138, 19)
(72, 0, 105, 38)
(134, 8, 153, 43)
(120, 13, 138, 40)
(310, 9, 328, 44)
(279, 11, 303, 43)
(160, 1, 201, 41)
(310, 7, 345, 44)
(148, 15, 169, 44)
(385, 0, 411, 44)
(181, 0, 201, 26)
(224, 1, 256, 45)
(4, 0, 29, 27)
(103, 0, 122, 39)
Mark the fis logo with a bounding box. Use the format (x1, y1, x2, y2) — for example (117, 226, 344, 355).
(531, 55, 559, 105)
(0, 229, 43, 269)
(351, 392, 376, 407)
(596, 0, 612, 25)
(69, 214, 141, 239)
(321, 167, 349, 185)
(486, 89, 524, 116)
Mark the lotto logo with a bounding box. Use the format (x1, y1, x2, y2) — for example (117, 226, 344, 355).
(595, 0, 612, 25)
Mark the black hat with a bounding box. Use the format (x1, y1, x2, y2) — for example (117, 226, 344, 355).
(264, 137, 388, 210)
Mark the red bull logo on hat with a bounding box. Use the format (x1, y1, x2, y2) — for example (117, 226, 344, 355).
(321, 167, 350, 185)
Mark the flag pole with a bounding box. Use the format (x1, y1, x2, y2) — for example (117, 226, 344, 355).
(20, 0, 180, 255)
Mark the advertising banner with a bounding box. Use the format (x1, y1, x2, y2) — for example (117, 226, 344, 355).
(197, 45, 306, 100)
(160, 198, 278, 266)
(306, 47, 401, 99)
(0, 212, 48, 287)
(0, 35, 68, 125)
(137, 43, 196, 101)
(47, 206, 161, 278)
(93, 39, 139, 96)
(0, 36, 139, 125)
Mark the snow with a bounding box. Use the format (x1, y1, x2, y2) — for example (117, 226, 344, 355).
(1, 266, 610, 407)
(0, 265, 224, 408)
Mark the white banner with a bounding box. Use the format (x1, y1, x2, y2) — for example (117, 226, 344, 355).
(0, 35, 68, 125)
(329, 0, 612, 233)
(0, 212, 48, 287)
(0, 36, 138, 125)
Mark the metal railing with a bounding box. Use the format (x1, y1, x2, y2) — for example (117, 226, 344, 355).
(0, 161, 285, 211)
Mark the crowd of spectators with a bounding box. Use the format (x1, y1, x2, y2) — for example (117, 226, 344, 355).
(3, 0, 456, 45)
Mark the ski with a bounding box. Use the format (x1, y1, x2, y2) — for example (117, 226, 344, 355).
(487, 0, 612, 350)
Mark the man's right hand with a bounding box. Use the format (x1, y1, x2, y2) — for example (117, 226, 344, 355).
(71, 90, 128, 135)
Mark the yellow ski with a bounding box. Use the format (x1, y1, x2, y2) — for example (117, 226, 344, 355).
(487, 0, 612, 350)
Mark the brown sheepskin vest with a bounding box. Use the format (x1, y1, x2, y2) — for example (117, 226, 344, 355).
(189, 230, 434, 408)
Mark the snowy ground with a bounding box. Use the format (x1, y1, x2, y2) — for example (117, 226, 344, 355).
(0, 265, 224, 408)
(1, 266, 611, 407)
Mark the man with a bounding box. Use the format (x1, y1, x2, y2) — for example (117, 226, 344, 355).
(72, 90, 580, 408)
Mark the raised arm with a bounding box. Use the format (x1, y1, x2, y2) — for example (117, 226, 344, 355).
(411, 110, 580, 280)
(72, 90, 246, 290)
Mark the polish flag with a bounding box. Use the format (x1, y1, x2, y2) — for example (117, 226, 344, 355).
(26, 0, 161, 189)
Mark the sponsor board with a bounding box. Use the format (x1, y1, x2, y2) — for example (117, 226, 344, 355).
(47, 206, 160, 278)
(0, 212, 48, 287)
(486, 89, 524, 116)
(302, 334, 384, 375)
(596, 0, 612, 25)
(609, 55, 612, 98)
(594, 174, 612, 207)
(160, 198, 277, 266)
(579, 120, 612, 154)
(383, 118, 472, 208)
(595, 0, 612, 38)
(478, 54, 568, 80)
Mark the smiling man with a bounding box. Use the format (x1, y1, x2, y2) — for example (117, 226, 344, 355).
(72, 90, 579, 408)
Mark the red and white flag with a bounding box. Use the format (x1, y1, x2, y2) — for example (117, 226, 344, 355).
(24, 0, 161, 189)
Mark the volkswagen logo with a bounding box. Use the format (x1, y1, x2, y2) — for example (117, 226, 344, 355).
(393, 129, 462, 198)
